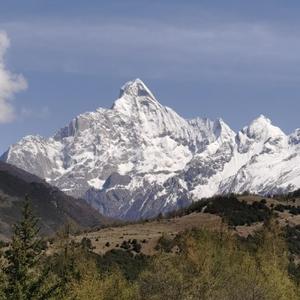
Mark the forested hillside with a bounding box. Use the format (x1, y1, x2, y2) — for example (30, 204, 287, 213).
(1, 196, 300, 299)
(0, 162, 110, 239)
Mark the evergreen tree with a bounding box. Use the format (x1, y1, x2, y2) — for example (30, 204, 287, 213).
(54, 224, 81, 287)
(0, 248, 7, 300)
(4, 196, 58, 300)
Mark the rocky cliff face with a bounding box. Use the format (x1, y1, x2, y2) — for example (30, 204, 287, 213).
(2, 79, 300, 219)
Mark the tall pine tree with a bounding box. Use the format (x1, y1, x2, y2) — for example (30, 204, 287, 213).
(4, 196, 58, 300)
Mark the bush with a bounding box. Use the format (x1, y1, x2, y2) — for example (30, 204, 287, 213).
(81, 237, 93, 250)
(0, 240, 9, 248)
(155, 235, 174, 252)
(98, 249, 149, 281)
(121, 240, 131, 250)
(133, 243, 142, 253)
(260, 198, 267, 204)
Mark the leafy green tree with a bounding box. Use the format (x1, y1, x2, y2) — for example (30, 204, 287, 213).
(4, 196, 59, 300)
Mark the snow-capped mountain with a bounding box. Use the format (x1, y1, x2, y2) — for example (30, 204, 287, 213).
(2, 79, 300, 219)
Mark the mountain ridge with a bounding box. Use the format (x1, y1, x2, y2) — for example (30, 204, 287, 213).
(0, 161, 111, 239)
(2, 79, 300, 219)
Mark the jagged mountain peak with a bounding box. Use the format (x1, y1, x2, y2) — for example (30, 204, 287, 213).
(254, 114, 270, 123)
(112, 78, 165, 116)
(248, 114, 272, 130)
(289, 128, 300, 145)
(213, 118, 235, 139)
(243, 114, 285, 141)
(55, 79, 160, 139)
(118, 78, 157, 101)
(2, 80, 300, 220)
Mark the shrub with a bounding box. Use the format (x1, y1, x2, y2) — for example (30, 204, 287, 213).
(155, 234, 174, 252)
(121, 240, 131, 250)
(81, 237, 93, 250)
(133, 243, 142, 253)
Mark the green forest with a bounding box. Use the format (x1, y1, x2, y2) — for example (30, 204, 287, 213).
(1, 198, 300, 300)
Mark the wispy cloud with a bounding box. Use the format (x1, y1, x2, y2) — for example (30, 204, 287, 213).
(0, 31, 27, 123)
(2, 18, 300, 83)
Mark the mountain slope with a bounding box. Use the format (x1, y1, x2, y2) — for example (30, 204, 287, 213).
(0, 161, 110, 239)
(2, 79, 300, 220)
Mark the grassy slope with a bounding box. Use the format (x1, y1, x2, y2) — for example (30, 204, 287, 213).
(72, 194, 300, 256)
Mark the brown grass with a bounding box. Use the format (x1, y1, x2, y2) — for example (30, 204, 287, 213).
(57, 195, 300, 256)
(74, 213, 222, 255)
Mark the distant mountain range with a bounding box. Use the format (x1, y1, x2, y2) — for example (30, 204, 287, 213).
(0, 161, 109, 239)
(2, 79, 300, 220)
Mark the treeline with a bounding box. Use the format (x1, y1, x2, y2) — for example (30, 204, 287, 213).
(1, 198, 300, 299)
(166, 194, 273, 226)
(275, 188, 300, 200)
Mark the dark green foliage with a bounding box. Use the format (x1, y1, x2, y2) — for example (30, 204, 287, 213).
(0, 240, 9, 248)
(97, 249, 149, 281)
(290, 206, 300, 215)
(288, 262, 300, 284)
(273, 188, 300, 202)
(184, 199, 208, 214)
(165, 198, 208, 219)
(274, 204, 300, 215)
(80, 237, 93, 250)
(166, 195, 273, 226)
(119, 239, 142, 254)
(260, 198, 267, 204)
(285, 225, 300, 256)
(274, 204, 286, 212)
(285, 225, 300, 284)
(287, 189, 300, 198)
(203, 196, 272, 226)
(241, 190, 250, 196)
(39, 240, 48, 251)
(120, 240, 131, 250)
(47, 227, 82, 289)
(3, 196, 58, 300)
(132, 243, 142, 253)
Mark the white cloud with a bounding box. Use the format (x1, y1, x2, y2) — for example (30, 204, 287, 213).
(0, 31, 27, 123)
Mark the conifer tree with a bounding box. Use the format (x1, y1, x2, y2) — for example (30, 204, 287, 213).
(0, 248, 7, 300)
(55, 223, 80, 287)
(4, 196, 58, 300)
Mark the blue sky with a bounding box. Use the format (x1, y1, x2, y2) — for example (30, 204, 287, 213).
(1, 0, 300, 153)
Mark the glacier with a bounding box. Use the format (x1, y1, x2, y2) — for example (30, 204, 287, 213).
(2, 78, 300, 219)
